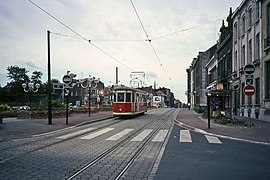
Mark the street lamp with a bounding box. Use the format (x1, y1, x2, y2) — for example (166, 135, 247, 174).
(22, 82, 40, 110)
(79, 75, 100, 117)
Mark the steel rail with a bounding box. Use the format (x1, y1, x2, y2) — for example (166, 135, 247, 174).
(67, 109, 175, 179)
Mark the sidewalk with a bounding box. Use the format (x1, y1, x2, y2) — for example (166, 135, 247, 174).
(175, 108, 270, 144)
(0, 111, 113, 140)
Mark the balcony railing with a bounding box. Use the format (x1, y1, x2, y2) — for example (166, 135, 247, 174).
(264, 35, 270, 51)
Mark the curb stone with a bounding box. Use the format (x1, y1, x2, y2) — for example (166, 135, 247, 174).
(174, 118, 270, 146)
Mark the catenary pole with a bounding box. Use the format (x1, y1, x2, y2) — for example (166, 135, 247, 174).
(47, 30, 52, 124)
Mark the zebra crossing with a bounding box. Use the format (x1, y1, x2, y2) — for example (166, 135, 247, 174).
(56, 128, 222, 144)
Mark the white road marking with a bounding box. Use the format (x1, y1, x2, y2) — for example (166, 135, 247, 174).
(57, 127, 96, 140)
(80, 128, 115, 140)
(180, 130, 192, 143)
(205, 135, 222, 144)
(152, 130, 169, 142)
(131, 129, 153, 142)
(106, 129, 133, 141)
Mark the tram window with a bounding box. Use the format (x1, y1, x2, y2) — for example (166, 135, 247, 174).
(143, 95, 147, 102)
(114, 93, 116, 102)
(117, 93, 124, 102)
(126, 93, 131, 102)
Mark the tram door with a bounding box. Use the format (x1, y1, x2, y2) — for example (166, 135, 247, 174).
(136, 93, 139, 112)
(132, 92, 136, 112)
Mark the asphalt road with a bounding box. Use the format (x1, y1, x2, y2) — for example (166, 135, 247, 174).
(1, 108, 270, 179)
(155, 124, 270, 180)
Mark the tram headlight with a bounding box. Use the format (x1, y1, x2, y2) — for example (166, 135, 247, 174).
(119, 108, 122, 112)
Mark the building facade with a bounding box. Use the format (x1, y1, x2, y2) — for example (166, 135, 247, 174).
(216, 8, 233, 114)
(261, 0, 270, 121)
(187, 45, 216, 109)
(186, 0, 270, 122)
(232, 0, 265, 120)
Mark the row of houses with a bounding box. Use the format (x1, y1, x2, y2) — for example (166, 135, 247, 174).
(186, 0, 270, 122)
(52, 78, 178, 108)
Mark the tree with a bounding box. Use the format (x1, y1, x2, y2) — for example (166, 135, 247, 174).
(31, 71, 46, 94)
(31, 71, 43, 84)
(6, 65, 30, 99)
(7, 65, 29, 83)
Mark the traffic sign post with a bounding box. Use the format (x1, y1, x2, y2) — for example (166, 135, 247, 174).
(244, 64, 256, 127)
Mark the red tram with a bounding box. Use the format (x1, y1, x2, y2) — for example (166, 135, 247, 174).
(112, 86, 147, 117)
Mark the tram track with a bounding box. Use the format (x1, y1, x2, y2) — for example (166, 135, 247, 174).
(0, 108, 179, 180)
(0, 117, 121, 163)
(0, 109, 168, 164)
(67, 108, 177, 179)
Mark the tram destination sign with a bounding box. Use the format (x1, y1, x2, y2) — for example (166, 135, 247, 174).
(244, 64, 255, 75)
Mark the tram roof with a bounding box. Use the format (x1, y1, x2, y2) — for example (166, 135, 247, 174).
(113, 85, 147, 94)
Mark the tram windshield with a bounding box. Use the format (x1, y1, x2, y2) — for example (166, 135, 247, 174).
(114, 92, 132, 102)
(116, 93, 124, 102)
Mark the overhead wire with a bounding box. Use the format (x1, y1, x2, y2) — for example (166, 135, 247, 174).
(130, 0, 150, 40)
(89, 42, 133, 70)
(27, 0, 133, 71)
(152, 18, 223, 40)
(129, 0, 172, 81)
(28, 0, 89, 42)
(50, 31, 133, 70)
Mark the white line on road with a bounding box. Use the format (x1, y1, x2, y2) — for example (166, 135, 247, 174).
(131, 129, 153, 142)
(205, 135, 222, 144)
(180, 130, 192, 143)
(106, 129, 133, 141)
(80, 128, 115, 140)
(57, 127, 96, 140)
(152, 130, 169, 142)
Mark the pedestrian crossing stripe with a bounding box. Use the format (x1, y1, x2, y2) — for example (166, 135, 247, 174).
(180, 130, 192, 142)
(57, 127, 96, 140)
(58, 128, 222, 144)
(205, 135, 222, 144)
(80, 128, 115, 140)
(131, 129, 153, 142)
(106, 129, 134, 141)
(152, 130, 169, 142)
(179, 130, 222, 144)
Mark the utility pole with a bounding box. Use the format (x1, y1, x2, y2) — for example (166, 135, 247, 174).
(116, 67, 118, 86)
(47, 30, 52, 125)
(207, 93, 211, 129)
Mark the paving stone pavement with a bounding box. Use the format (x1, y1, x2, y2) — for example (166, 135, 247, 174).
(175, 108, 270, 144)
(0, 111, 113, 140)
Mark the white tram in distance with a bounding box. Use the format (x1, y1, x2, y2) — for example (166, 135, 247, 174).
(112, 86, 147, 117)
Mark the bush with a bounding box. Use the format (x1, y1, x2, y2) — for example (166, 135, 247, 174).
(0, 111, 17, 118)
(52, 99, 65, 108)
(194, 106, 206, 114)
(0, 104, 9, 111)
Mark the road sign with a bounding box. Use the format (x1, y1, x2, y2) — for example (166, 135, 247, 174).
(244, 64, 255, 75)
(63, 75, 72, 84)
(246, 79, 253, 85)
(243, 85, 255, 96)
(245, 74, 254, 79)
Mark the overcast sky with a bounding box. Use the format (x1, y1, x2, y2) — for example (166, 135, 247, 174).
(0, 0, 242, 102)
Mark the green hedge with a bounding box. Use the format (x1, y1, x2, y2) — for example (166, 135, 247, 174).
(194, 106, 206, 114)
